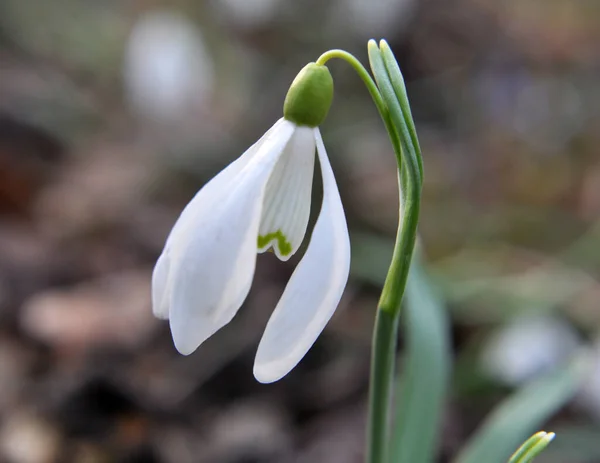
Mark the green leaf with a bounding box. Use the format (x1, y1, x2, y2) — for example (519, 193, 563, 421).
(508, 431, 555, 463)
(454, 360, 584, 463)
(378, 40, 423, 183)
(391, 248, 452, 463)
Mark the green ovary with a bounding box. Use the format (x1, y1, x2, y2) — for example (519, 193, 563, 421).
(258, 230, 292, 257)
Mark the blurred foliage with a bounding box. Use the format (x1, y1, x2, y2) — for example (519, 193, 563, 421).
(392, 249, 451, 463)
(454, 360, 583, 463)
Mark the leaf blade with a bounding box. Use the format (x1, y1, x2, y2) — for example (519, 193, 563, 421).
(454, 361, 583, 463)
(391, 249, 452, 463)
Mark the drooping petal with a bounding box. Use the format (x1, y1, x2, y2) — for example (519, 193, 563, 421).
(151, 118, 288, 321)
(168, 118, 288, 249)
(152, 252, 170, 319)
(258, 126, 315, 261)
(164, 119, 296, 355)
(254, 128, 351, 383)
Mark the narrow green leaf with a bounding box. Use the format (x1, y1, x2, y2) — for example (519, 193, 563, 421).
(368, 40, 422, 194)
(508, 432, 555, 463)
(454, 360, 584, 463)
(378, 40, 423, 183)
(521, 433, 555, 463)
(367, 39, 422, 319)
(391, 248, 452, 463)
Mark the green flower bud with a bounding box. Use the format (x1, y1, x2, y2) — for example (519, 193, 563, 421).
(283, 63, 333, 127)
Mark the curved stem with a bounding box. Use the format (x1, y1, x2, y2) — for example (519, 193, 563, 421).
(317, 44, 422, 463)
(316, 50, 382, 112)
(368, 40, 423, 463)
(315, 50, 403, 172)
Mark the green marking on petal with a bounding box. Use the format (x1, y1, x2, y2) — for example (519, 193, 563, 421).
(258, 230, 292, 257)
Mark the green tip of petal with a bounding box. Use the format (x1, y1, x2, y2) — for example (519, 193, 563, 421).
(283, 63, 333, 127)
(258, 230, 292, 257)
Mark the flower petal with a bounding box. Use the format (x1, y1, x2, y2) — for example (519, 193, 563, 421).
(168, 118, 288, 249)
(258, 125, 315, 261)
(151, 118, 287, 321)
(254, 128, 350, 383)
(152, 252, 170, 319)
(163, 119, 295, 355)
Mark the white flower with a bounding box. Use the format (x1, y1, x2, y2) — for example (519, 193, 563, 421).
(152, 118, 350, 383)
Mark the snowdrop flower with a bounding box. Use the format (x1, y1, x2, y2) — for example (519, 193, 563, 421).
(152, 63, 350, 383)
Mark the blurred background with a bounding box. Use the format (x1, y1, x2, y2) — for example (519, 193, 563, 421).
(0, 0, 599, 462)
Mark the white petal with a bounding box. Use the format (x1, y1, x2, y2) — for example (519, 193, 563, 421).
(254, 128, 350, 383)
(166, 118, 288, 250)
(152, 252, 170, 319)
(159, 119, 295, 355)
(258, 126, 315, 261)
(151, 118, 287, 321)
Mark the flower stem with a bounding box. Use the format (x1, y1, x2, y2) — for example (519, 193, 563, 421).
(368, 40, 422, 318)
(316, 50, 392, 133)
(368, 308, 400, 463)
(317, 43, 423, 463)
